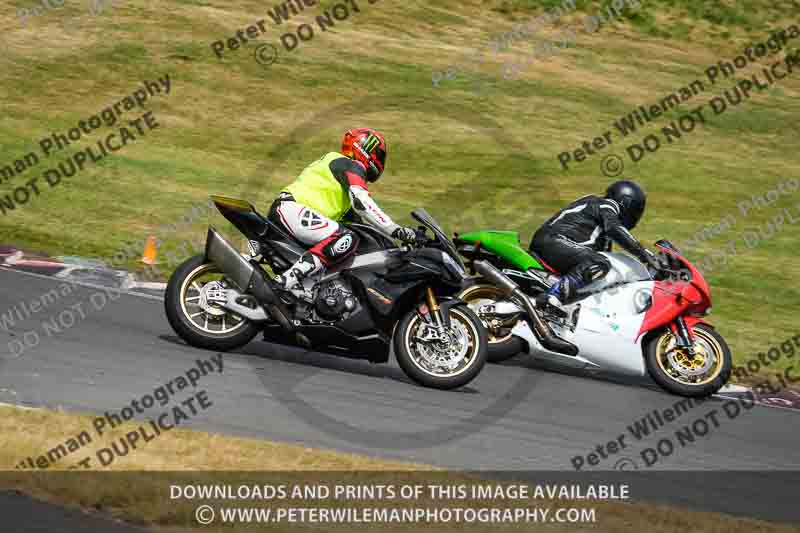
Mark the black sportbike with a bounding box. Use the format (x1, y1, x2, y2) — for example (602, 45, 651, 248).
(165, 196, 487, 389)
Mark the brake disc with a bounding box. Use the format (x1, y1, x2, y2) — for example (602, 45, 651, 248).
(667, 346, 714, 377)
(198, 281, 227, 316)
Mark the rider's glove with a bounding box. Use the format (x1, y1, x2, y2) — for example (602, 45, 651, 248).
(393, 226, 417, 244)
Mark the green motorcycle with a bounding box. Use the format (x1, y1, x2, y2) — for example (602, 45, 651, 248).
(453, 230, 562, 362)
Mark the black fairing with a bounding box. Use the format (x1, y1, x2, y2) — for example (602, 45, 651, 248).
(265, 240, 304, 270)
(348, 270, 411, 318)
(350, 223, 395, 253)
(211, 196, 273, 241)
(336, 300, 379, 333)
(211, 196, 307, 271)
(385, 248, 463, 286)
(341, 247, 463, 328)
(261, 323, 390, 362)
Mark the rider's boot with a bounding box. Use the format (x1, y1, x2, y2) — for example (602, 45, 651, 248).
(535, 278, 571, 317)
(273, 253, 324, 303)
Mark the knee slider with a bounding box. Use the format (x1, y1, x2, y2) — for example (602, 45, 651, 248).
(322, 230, 359, 262)
(578, 260, 611, 285)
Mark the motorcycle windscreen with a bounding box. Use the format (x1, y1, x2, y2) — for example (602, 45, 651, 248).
(411, 208, 466, 270)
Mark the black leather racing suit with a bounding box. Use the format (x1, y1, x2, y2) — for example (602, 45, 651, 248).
(530, 195, 652, 302)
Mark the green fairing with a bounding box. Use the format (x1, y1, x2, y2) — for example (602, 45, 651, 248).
(458, 230, 545, 271)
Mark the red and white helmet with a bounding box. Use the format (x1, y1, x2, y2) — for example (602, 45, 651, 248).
(341, 128, 387, 182)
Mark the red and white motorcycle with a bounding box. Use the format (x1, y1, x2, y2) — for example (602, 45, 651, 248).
(472, 240, 732, 397)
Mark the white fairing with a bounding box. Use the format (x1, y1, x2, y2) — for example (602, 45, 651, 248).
(584, 252, 651, 291)
(516, 252, 655, 377)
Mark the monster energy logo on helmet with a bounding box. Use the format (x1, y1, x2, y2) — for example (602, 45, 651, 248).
(361, 134, 380, 153)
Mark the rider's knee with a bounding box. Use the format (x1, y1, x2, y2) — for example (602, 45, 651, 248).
(319, 230, 360, 265)
(577, 259, 610, 285)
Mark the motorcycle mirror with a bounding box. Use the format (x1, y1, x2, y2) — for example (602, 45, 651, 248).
(655, 239, 680, 255)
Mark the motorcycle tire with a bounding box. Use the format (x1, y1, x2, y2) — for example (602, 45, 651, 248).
(165, 255, 260, 351)
(645, 323, 732, 398)
(394, 305, 488, 390)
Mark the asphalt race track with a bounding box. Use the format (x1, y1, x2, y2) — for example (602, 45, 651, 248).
(0, 491, 145, 533)
(1, 267, 799, 523)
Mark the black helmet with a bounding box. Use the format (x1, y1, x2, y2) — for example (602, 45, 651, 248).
(606, 180, 646, 229)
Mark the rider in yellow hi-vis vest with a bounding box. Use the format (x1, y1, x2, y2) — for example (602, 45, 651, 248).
(284, 152, 354, 222)
(267, 128, 417, 300)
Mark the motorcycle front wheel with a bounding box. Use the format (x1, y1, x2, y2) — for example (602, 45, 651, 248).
(645, 323, 732, 397)
(394, 305, 488, 390)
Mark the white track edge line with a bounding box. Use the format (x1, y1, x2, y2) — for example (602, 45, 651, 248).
(0, 266, 164, 301)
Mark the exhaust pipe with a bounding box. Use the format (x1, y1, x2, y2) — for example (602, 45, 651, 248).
(474, 260, 578, 356)
(205, 228, 294, 333)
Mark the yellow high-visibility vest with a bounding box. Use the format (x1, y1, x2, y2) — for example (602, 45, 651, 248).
(284, 152, 351, 221)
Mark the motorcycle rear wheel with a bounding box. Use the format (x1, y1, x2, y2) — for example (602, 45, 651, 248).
(458, 281, 526, 363)
(645, 323, 731, 397)
(165, 255, 260, 351)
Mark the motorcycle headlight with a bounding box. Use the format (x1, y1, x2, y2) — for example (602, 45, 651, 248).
(633, 289, 652, 314)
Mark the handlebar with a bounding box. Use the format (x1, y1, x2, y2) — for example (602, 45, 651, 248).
(650, 256, 691, 282)
(396, 227, 428, 251)
(412, 226, 429, 246)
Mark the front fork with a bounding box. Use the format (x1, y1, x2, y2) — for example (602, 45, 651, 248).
(421, 287, 463, 330)
(412, 288, 448, 346)
(671, 316, 696, 354)
(426, 287, 443, 327)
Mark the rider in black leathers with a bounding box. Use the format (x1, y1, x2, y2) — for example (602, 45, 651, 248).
(530, 180, 660, 311)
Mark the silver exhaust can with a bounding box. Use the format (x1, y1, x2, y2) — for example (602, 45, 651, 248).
(204, 227, 295, 334)
(205, 228, 255, 291)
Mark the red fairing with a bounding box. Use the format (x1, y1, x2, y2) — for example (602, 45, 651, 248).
(685, 269, 711, 314)
(637, 244, 712, 339)
(638, 280, 686, 339)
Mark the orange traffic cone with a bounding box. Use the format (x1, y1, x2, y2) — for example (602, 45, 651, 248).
(141, 235, 159, 265)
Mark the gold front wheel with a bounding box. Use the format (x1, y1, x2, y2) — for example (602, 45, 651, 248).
(645, 323, 732, 397)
